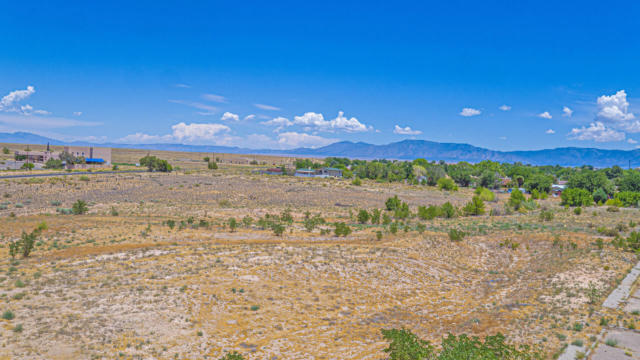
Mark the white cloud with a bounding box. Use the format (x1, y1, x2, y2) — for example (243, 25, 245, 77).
(538, 111, 552, 119)
(568, 121, 625, 142)
(0, 114, 100, 128)
(276, 132, 336, 149)
(120, 122, 231, 145)
(628, 138, 638, 144)
(562, 106, 573, 117)
(597, 90, 634, 123)
(393, 125, 422, 135)
(254, 103, 281, 111)
(499, 136, 507, 140)
(545, 129, 555, 134)
(244, 114, 256, 121)
(595, 90, 639, 133)
(0, 86, 35, 110)
(73, 111, 82, 116)
(261, 116, 293, 132)
(169, 99, 218, 115)
(201, 94, 227, 103)
(0, 86, 50, 116)
(175, 84, 191, 88)
(460, 108, 481, 117)
(499, 105, 511, 111)
(220, 112, 240, 122)
(292, 111, 371, 133)
(171, 122, 230, 142)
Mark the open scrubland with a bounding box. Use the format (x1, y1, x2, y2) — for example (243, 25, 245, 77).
(0, 148, 638, 359)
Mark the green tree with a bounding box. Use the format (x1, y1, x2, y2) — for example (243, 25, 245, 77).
(71, 200, 89, 215)
(44, 158, 63, 169)
(592, 188, 608, 204)
(524, 174, 553, 193)
(228, 218, 237, 232)
(357, 210, 370, 224)
(561, 188, 593, 207)
(20, 163, 34, 170)
(463, 196, 485, 216)
(508, 189, 526, 210)
(617, 170, 640, 192)
(381, 328, 434, 360)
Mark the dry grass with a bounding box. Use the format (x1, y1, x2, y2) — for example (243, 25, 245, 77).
(0, 159, 636, 359)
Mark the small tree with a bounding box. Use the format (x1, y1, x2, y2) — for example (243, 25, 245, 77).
(71, 200, 88, 215)
(203, 157, 210, 163)
(357, 210, 370, 224)
(2, 147, 9, 154)
(208, 161, 218, 170)
(228, 218, 237, 232)
(463, 196, 485, 216)
(21, 163, 34, 170)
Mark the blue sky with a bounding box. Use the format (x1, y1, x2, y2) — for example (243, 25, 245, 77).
(1, 1, 640, 150)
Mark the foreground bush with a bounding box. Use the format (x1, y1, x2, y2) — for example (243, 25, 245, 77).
(382, 328, 542, 360)
(437, 177, 458, 191)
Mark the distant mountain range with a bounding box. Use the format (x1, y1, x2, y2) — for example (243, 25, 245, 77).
(1, 132, 638, 167)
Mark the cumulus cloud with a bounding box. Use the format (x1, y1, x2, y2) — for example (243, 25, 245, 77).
(568, 121, 625, 142)
(254, 103, 281, 111)
(562, 106, 573, 117)
(73, 111, 82, 116)
(220, 112, 240, 122)
(538, 111, 552, 119)
(171, 122, 230, 142)
(628, 138, 638, 144)
(595, 90, 639, 132)
(261, 116, 293, 132)
(120, 122, 231, 144)
(276, 132, 336, 149)
(393, 125, 422, 135)
(570, 90, 638, 142)
(545, 129, 555, 134)
(244, 114, 256, 121)
(293, 111, 371, 133)
(201, 94, 227, 103)
(460, 108, 481, 117)
(499, 105, 511, 111)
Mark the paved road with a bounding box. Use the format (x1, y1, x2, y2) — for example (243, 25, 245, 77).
(0, 170, 148, 179)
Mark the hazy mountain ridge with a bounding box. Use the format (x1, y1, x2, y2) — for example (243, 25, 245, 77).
(1, 132, 638, 167)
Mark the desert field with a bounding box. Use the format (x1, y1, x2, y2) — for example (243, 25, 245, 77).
(0, 147, 638, 359)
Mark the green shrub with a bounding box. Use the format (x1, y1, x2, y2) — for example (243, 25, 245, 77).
(605, 198, 623, 207)
(208, 161, 218, 170)
(389, 222, 399, 235)
(2, 310, 14, 320)
(71, 200, 88, 215)
(418, 205, 440, 220)
(385, 196, 402, 211)
(370, 209, 381, 224)
(439, 202, 457, 218)
(228, 218, 237, 232)
(539, 210, 554, 221)
(382, 328, 541, 360)
(217, 352, 245, 360)
(508, 189, 526, 210)
(352, 177, 362, 186)
(573, 207, 582, 215)
(437, 177, 458, 191)
(614, 191, 640, 207)
(357, 210, 370, 224)
(463, 196, 485, 216)
(448, 228, 466, 242)
(561, 188, 593, 207)
(334, 222, 352, 237)
(474, 187, 495, 202)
